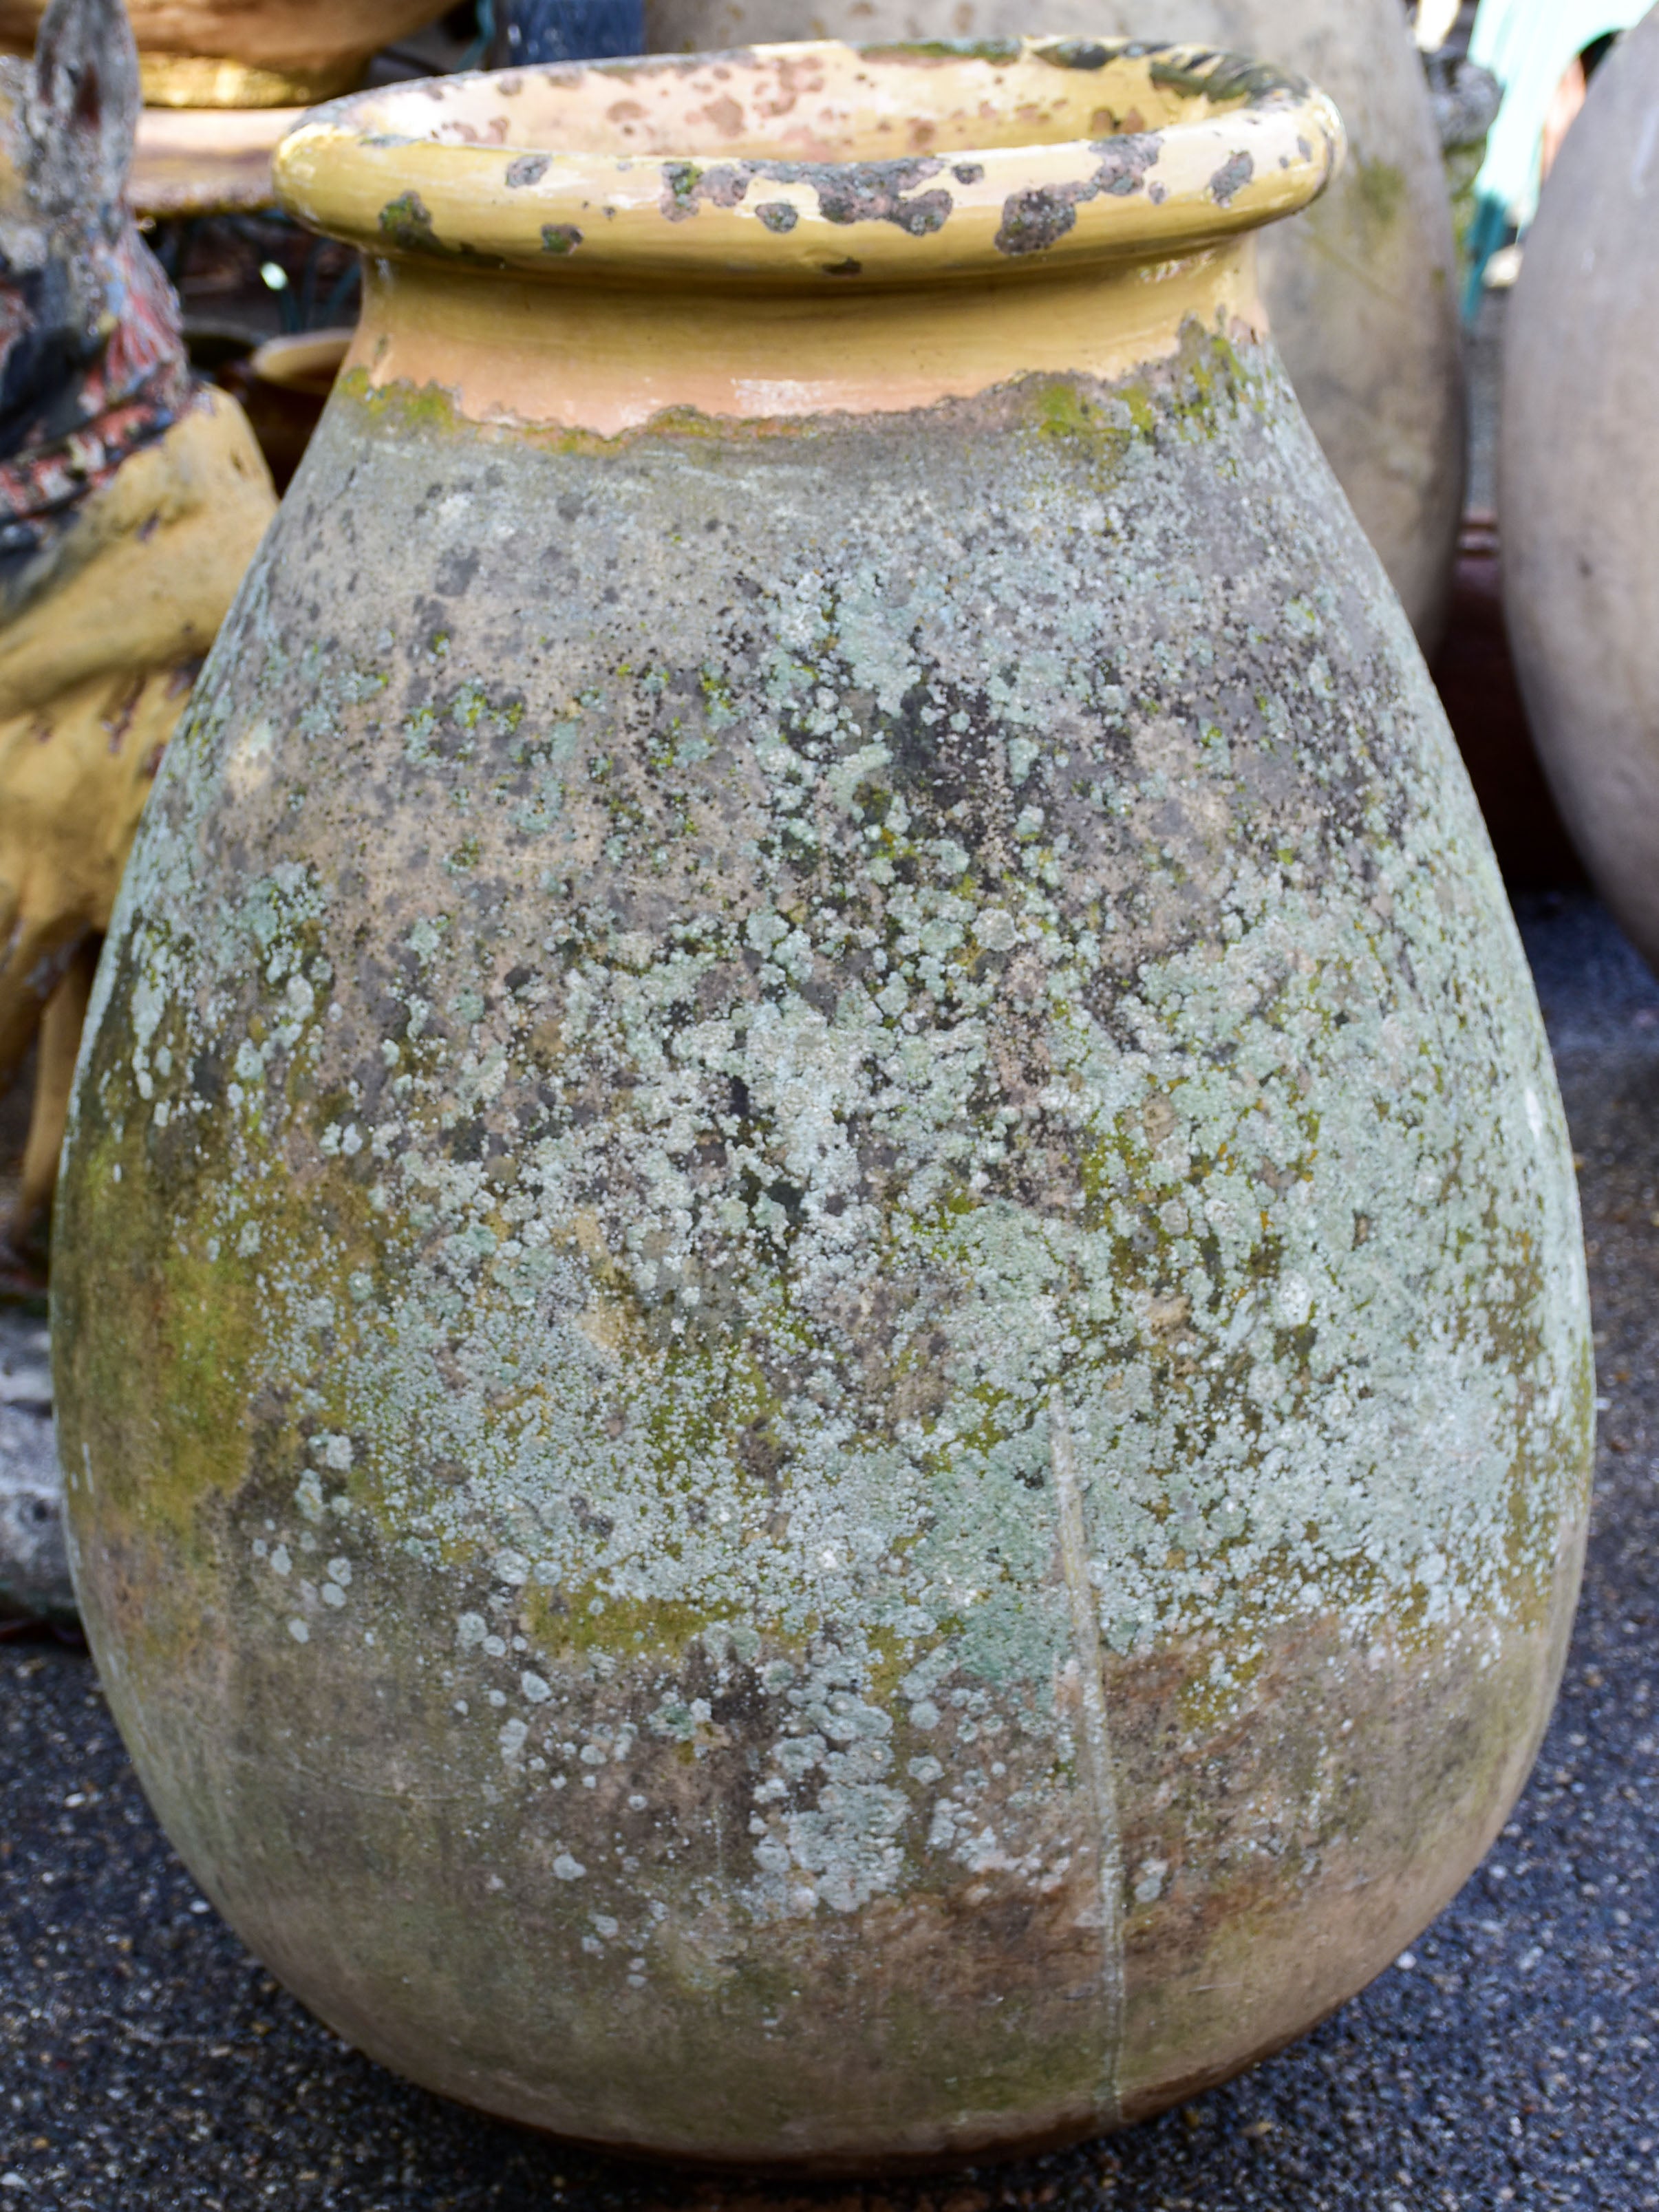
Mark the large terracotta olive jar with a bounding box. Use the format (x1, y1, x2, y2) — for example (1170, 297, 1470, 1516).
(1501, 8, 1659, 976)
(644, 0, 1466, 652)
(57, 41, 1590, 2168)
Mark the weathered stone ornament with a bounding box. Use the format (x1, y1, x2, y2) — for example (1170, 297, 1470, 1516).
(58, 42, 1590, 2167)
(0, 1309, 71, 1626)
(1500, 6, 1659, 978)
(0, 0, 277, 1282)
(643, 0, 1467, 652)
(0, 0, 447, 106)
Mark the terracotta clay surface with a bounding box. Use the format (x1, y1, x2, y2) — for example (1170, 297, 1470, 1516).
(57, 41, 1588, 2169)
(1427, 514, 1583, 895)
(643, 0, 1466, 649)
(1500, 8, 1659, 979)
(0, 0, 444, 105)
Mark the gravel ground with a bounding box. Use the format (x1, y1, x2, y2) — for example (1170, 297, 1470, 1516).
(1, 890, 1655, 2212)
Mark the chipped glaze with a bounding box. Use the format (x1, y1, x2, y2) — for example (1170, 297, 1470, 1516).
(55, 41, 1590, 2170)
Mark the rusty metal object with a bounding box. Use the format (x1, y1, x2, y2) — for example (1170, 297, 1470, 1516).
(56, 41, 1590, 2167)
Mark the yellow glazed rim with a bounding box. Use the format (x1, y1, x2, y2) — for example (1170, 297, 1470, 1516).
(275, 38, 1345, 288)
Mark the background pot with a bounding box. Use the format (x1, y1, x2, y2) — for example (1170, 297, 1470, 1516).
(1500, 7, 1659, 978)
(216, 327, 352, 492)
(642, 0, 1466, 652)
(0, 0, 446, 105)
(56, 39, 1589, 2169)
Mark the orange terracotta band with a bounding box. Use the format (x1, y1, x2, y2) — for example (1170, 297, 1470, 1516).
(345, 239, 1263, 436)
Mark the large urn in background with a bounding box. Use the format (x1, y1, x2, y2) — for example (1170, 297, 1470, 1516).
(57, 40, 1588, 2168)
(643, 0, 1466, 651)
(1501, 6, 1659, 976)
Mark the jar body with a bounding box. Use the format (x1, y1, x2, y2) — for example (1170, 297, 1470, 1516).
(1501, 9, 1659, 976)
(644, 0, 1466, 651)
(57, 259, 1587, 2165)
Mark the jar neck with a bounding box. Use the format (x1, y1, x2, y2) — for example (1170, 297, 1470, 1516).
(344, 241, 1262, 439)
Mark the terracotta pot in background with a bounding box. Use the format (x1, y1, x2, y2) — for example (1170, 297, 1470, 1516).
(1501, 7, 1659, 976)
(643, 0, 1468, 654)
(0, 0, 445, 105)
(215, 328, 352, 492)
(58, 40, 1589, 2169)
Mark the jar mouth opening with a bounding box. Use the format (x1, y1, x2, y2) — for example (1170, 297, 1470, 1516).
(275, 37, 1343, 288)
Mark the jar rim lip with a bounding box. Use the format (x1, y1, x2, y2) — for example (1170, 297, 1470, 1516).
(275, 37, 1344, 288)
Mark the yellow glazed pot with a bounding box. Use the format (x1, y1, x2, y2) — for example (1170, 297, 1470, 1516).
(0, 0, 445, 105)
(57, 41, 1590, 2167)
